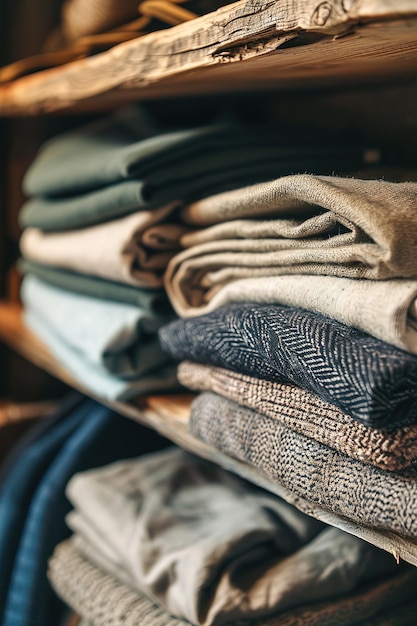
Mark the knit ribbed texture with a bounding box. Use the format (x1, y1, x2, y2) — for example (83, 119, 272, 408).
(159, 303, 417, 429)
(190, 392, 417, 538)
(49, 539, 417, 626)
(178, 361, 417, 471)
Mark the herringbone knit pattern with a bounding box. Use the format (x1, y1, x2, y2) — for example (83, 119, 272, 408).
(159, 303, 417, 429)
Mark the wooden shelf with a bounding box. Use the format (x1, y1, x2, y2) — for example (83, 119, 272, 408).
(1, 300, 417, 568)
(0, 0, 417, 115)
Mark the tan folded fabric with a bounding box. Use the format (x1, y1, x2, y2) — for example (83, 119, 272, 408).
(166, 175, 417, 314)
(165, 272, 417, 353)
(178, 361, 417, 471)
(49, 539, 417, 626)
(20, 203, 179, 289)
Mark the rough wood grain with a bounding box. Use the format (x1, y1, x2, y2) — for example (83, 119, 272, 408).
(0, 0, 417, 114)
(1, 301, 417, 568)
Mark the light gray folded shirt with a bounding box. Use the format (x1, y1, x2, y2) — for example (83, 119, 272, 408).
(21, 275, 171, 379)
(65, 447, 397, 626)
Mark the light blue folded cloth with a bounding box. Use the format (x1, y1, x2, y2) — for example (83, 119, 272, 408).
(21, 276, 179, 400)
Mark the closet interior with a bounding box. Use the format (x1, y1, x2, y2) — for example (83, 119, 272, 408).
(1, 1, 417, 625)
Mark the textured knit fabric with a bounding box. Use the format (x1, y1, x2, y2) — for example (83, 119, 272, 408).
(190, 392, 417, 538)
(2, 400, 168, 626)
(165, 175, 417, 314)
(167, 272, 417, 354)
(0, 399, 86, 624)
(64, 447, 401, 626)
(159, 303, 417, 429)
(49, 538, 417, 626)
(21, 275, 172, 380)
(20, 108, 368, 231)
(19, 259, 169, 311)
(178, 361, 417, 471)
(20, 203, 181, 289)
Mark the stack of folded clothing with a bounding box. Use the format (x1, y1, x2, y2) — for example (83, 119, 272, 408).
(159, 173, 417, 541)
(48, 447, 417, 626)
(19, 108, 371, 401)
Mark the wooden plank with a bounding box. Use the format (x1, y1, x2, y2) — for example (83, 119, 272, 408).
(1, 300, 417, 567)
(0, 1, 417, 114)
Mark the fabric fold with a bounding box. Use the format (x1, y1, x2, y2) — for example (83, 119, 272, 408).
(190, 392, 417, 539)
(64, 447, 400, 625)
(165, 175, 417, 314)
(20, 203, 180, 289)
(19, 260, 170, 311)
(166, 272, 417, 354)
(159, 303, 417, 429)
(48, 540, 417, 626)
(21, 275, 171, 380)
(177, 361, 417, 471)
(20, 108, 370, 231)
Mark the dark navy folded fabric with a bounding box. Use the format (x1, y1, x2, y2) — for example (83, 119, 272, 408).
(0, 392, 82, 486)
(0, 398, 87, 624)
(159, 303, 417, 429)
(2, 399, 168, 626)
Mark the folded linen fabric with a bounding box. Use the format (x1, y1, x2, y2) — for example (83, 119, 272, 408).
(20, 109, 369, 231)
(159, 303, 417, 429)
(166, 273, 417, 354)
(20, 203, 182, 289)
(19, 260, 170, 310)
(165, 175, 417, 314)
(178, 361, 417, 471)
(190, 392, 417, 538)
(21, 275, 171, 380)
(48, 539, 417, 626)
(64, 447, 402, 626)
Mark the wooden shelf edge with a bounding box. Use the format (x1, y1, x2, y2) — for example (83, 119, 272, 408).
(1, 300, 417, 567)
(0, 1, 417, 114)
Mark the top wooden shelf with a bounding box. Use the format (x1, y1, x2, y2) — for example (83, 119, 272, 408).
(1, 0, 417, 115)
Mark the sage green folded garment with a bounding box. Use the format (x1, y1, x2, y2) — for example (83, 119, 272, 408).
(20, 107, 368, 231)
(19, 260, 171, 312)
(49, 540, 417, 626)
(166, 175, 417, 315)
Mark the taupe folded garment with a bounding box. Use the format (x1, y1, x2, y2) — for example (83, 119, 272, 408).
(49, 538, 417, 626)
(20, 203, 186, 289)
(166, 174, 417, 316)
(190, 393, 417, 539)
(178, 361, 417, 472)
(63, 447, 405, 626)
